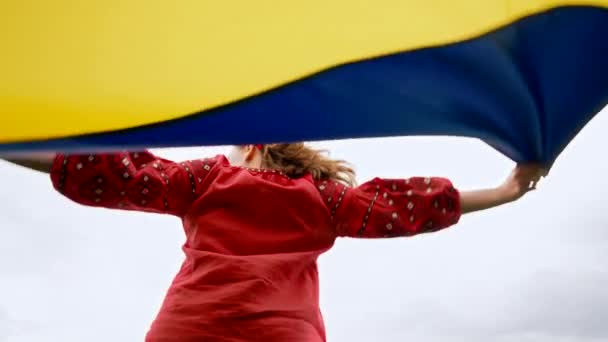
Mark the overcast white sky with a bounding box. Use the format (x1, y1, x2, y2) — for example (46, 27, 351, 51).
(1, 106, 607, 342)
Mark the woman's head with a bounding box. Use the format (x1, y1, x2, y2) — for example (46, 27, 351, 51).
(227, 143, 356, 186)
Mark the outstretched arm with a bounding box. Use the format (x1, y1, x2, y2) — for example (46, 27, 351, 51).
(2, 154, 55, 173)
(318, 164, 545, 238)
(460, 164, 544, 214)
(4, 151, 221, 217)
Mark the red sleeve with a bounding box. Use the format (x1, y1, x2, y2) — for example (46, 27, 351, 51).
(317, 177, 461, 238)
(50, 151, 219, 216)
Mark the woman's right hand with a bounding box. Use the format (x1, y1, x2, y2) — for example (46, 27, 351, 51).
(497, 164, 547, 203)
(460, 163, 547, 214)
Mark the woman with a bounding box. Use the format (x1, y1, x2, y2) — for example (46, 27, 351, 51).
(5, 143, 545, 341)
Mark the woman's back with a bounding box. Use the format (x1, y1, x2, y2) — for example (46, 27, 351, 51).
(46, 147, 462, 341)
(4, 142, 544, 342)
(185, 158, 336, 255)
(149, 156, 336, 341)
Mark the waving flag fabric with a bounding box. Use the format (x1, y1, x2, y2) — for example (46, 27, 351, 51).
(1, 1, 607, 166)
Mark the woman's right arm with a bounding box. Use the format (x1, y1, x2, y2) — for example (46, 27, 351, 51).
(317, 164, 544, 239)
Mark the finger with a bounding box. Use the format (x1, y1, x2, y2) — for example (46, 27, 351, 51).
(519, 164, 545, 176)
(520, 167, 539, 178)
(541, 167, 549, 177)
(536, 168, 547, 179)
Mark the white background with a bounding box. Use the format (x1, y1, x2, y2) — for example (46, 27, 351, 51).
(1, 106, 607, 342)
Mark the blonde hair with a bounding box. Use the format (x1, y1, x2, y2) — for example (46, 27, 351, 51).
(259, 143, 356, 187)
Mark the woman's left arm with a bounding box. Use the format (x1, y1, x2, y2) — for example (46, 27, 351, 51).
(2, 153, 56, 173)
(47, 151, 221, 216)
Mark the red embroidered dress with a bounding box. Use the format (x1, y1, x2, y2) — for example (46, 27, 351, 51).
(50, 151, 461, 342)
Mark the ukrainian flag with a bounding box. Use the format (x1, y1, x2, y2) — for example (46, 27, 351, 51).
(1, 1, 607, 165)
